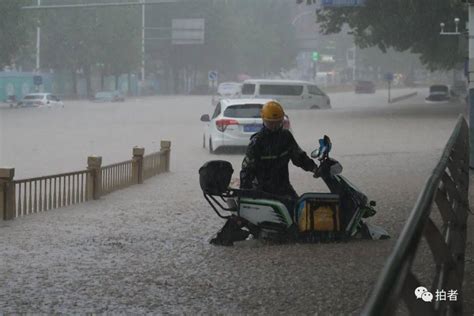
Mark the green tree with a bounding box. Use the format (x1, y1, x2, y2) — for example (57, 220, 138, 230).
(95, 6, 141, 90)
(304, 0, 466, 70)
(40, 0, 141, 96)
(0, 0, 31, 69)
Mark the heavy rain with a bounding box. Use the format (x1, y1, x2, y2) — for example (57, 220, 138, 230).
(0, 0, 473, 314)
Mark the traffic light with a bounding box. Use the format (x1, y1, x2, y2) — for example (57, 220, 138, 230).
(296, 0, 317, 4)
(312, 51, 320, 62)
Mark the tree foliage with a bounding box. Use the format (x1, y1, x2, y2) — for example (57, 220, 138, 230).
(311, 0, 467, 70)
(39, 0, 141, 95)
(0, 0, 31, 69)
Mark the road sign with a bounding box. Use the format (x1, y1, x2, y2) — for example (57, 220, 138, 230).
(321, 0, 366, 7)
(384, 73, 394, 82)
(312, 51, 320, 62)
(208, 70, 218, 81)
(172, 18, 205, 45)
(320, 54, 335, 63)
(33, 75, 43, 86)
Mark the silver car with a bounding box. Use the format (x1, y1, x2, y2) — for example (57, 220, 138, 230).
(17, 93, 64, 108)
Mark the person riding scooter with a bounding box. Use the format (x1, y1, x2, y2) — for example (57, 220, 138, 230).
(210, 101, 318, 245)
(240, 100, 318, 213)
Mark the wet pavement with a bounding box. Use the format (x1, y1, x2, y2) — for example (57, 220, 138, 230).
(0, 89, 472, 314)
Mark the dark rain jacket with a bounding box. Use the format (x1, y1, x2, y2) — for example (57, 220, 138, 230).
(239, 127, 317, 198)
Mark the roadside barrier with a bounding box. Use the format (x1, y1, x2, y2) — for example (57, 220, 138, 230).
(390, 92, 418, 103)
(362, 116, 469, 315)
(0, 141, 171, 220)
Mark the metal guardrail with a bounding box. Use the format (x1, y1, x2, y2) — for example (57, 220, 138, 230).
(362, 116, 469, 315)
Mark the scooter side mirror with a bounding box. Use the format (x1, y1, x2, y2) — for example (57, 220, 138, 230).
(310, 149, 320, 158)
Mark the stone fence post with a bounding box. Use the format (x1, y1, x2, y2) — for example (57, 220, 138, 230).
(87, 156, 102, 200)
(132, 147, 145, 184)
(160, 140, 171, 172)
(0, 168, 16, 220)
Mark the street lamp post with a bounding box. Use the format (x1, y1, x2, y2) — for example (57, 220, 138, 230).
(36, 0, 41, 72)
(291, 10, 314, 26)
(439, 17, 460, 35)
(468, 7, 474, 168)
(353, 46, 356, 81)
(141, 0, 146, 83)
(441, 13, 474, 168)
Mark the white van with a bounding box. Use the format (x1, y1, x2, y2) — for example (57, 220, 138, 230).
(240, 79, 331, 109)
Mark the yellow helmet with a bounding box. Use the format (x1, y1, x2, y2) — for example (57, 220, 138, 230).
(261, 101, 284, 121)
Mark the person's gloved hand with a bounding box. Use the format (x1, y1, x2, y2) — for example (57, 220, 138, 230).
(312, 165, 320, 178)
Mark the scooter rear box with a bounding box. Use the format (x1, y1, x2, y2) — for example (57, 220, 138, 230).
(295, 193, 342, 241)
(199, 160, 233, 195)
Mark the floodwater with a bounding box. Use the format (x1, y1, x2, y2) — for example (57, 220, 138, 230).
(0, 89, 471, 314)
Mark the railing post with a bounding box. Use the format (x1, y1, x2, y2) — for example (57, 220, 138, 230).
(0, 168, 16, 220)
(160, 140, 171, 172)
(132, 146, 145, 184)
(87, 156, 102, 200)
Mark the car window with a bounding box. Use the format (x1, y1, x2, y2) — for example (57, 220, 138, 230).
(223, 104, 263, 118)
(430, 86, 448, 93)
(47, 95, 53, 100)
(24, 95, 42, 100)
(259, 84, 303, 96)
(212, 103, 221, 119)
(308, 85, 324, 95)
(241, 84, 256, 95)
(96, 92, 110, 98)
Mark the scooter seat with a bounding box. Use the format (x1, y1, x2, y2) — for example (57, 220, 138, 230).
(234, 189, 294, 205)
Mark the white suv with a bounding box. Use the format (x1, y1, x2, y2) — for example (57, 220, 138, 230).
(18, 93, 64, 108)
(200, 98, 291, 153)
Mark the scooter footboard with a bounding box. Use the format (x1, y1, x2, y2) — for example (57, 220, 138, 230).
(238, 197, 293, 228)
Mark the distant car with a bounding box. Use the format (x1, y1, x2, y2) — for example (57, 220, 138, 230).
(17, 93, 63, 108)
(212, 82, 242, 106)
(217, 82, 242, 98)
(425, 85, 450, 102)
(200, 98, 291, 153)
(240, 79, 331, 109)
(354, 80, 376, 94)
(93, 91, 125, 102)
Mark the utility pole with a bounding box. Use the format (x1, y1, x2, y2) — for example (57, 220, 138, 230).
(441, 9, 472, 166)
(141, 0, 146, 82)
(469, 5, 474, 168)
(22, 0, 180, 88)
(353, 46, 356, 81)
(36, 0, 41, 72)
